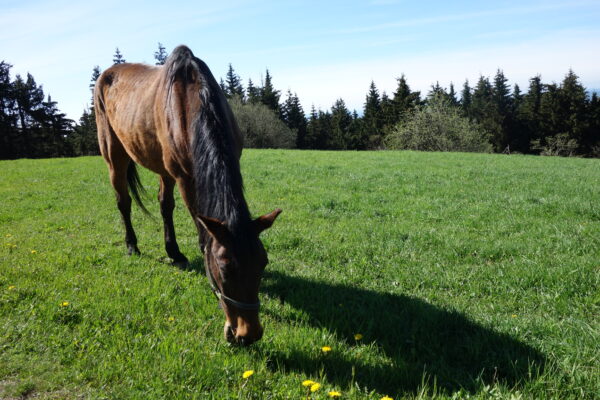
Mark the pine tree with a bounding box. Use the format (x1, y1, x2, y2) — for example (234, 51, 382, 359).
(391, 74, 420, 126)
(492, 69, 513, 151)
(246, 78, 260, 104)
(225, 64, 244, 99)
(330, 98, 352, 149)
(461, 79, 472, 118)
(558, 69, 589, 153)
(305, 105, 320, 149)
(362, 81, 382, 148)
(260, 69, 280, 112)
(90, 66, 101, 105)
(113, 48, 126, 64)
(280, 90, 307, 148)
(154, 43, 168, 65)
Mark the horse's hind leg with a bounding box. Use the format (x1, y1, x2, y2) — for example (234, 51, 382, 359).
(109, 160, 141, 256)
(159, 175, 188, 267)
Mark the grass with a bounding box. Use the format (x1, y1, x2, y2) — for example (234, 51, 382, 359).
(1, 150, 598, 399)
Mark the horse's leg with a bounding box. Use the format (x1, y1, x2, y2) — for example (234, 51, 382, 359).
(110, 161, 140, 256)
(175, 177, 208, 253)
(159, 175, 188, 266)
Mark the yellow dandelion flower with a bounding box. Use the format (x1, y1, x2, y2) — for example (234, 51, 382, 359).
(354, 333, 363, 340)
(8, 285, 16, 290)
(328, 391, 342, 397)
(242, 370, 254, 379)
(168, 316, 175, 322)
(31, 250, 37, 254)
(302, 380, 315, 387)
(321, 346, 332, 353)
(511, 314, 517, 318)
(60, 301, 69, 307)
(310, 383, 321, 392)
(381, 396, 393, 400)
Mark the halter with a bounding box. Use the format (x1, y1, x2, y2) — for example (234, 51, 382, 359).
(204, 247, 261, 311)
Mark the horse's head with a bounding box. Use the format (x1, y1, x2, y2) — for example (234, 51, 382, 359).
(196, 209, 281, 346)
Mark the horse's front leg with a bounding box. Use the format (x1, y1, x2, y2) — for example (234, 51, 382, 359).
(159, 175, 188, 267)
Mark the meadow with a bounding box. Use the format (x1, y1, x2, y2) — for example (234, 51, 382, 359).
(1, 150, 598, 399)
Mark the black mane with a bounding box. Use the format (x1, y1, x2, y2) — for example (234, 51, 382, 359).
(166, 46, 252, 248)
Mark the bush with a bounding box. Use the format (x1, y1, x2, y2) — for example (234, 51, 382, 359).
(531, 133, 579, 157)
(229, 97, 296, 149)
(385, 96, 493, 153)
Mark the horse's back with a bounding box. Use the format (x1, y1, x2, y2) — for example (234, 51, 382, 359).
(95, 63, 168, 174)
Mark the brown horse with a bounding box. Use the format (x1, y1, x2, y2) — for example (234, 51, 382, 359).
(94, 45, 281, 346)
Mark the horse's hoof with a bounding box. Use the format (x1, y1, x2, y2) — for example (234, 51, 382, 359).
(172, 259, 190, 269)
(127, 246, 141, 256)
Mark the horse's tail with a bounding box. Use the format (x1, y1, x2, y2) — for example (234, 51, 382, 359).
(126, 162, 150, 216)
(164, 45, 248, 226)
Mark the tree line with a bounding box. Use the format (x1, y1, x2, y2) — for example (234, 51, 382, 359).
(1, 43, 599, 159)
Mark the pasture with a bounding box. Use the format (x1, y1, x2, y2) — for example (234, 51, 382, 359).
(1, 150, 598, 399)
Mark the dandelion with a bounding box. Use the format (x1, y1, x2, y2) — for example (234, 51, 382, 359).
(168, 316, 175, 322)
(328, 391, 342, 397)
(31, 250, 37, 254)
(8, 285, 16, 290)
(381, 396, 393, 400)
(242, 370, 254, 379)
(511, 314, 517, 318)
(310, 383, 321, 392)
(60, 301, 69, 307)
(302, 380, 316, 387)
(321, 346, 332, 353)
(354, 333, 363, 340)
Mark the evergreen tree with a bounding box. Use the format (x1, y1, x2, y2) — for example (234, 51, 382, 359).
(362, 81, 382, 148)
(90, 66, 101, 104)
(280, 90, 307, 148)
(305, 105, 321, 149)
(492, 69, 513, 151)
(113, 48, 126, 64)
(470, 75, 497, 149)
(330, 98, 352, 149)
(461, 79, 472, 118)
(154, 43, 168, 65)
(225, 64, 244, 99)
(0, 61, 17, 159)
(246, 78, 260, 104)
(391, 74, 420, 126)
(260, 69, 280, 112)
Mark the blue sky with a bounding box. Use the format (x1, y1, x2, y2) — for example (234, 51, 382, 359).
(2, 0, 600, 120)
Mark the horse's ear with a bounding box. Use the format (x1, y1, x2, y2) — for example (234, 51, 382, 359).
(254, 208, 282, 234)
(196, 215, 230, 244)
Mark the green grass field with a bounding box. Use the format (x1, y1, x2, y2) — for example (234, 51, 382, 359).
(1, 150, 598, 399)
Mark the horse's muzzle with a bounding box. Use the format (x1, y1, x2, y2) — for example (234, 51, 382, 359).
(224, 321, 263, 346)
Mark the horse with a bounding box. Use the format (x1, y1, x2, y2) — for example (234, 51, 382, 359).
(94, 45, 281, 346)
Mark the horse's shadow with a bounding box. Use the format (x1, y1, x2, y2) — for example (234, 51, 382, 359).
(260, 270, 545, 397)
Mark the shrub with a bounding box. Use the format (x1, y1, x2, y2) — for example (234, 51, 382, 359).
(229, 96, 296, 149)
(385, 96, 493, 153)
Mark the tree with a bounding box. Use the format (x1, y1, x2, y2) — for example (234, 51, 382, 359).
(390, 74, 420, 126)
(228, 96, 295, 148)
(225, 64, 244, 99)
(491, 69, 513, 151)
(154, 43, 168, 65)
(246, 78, 260, 104)
(330, 98, 353, 149)
(260, 69, 280, 112)
(113, 48, 126, 64)
(280, 90, 307, 148)
(461, 79, 472, 118)
(385, 95, 492, 153)
(362, 81, 382, 148)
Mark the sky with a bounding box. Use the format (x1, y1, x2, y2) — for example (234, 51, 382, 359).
(2, 0, 600, 121)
